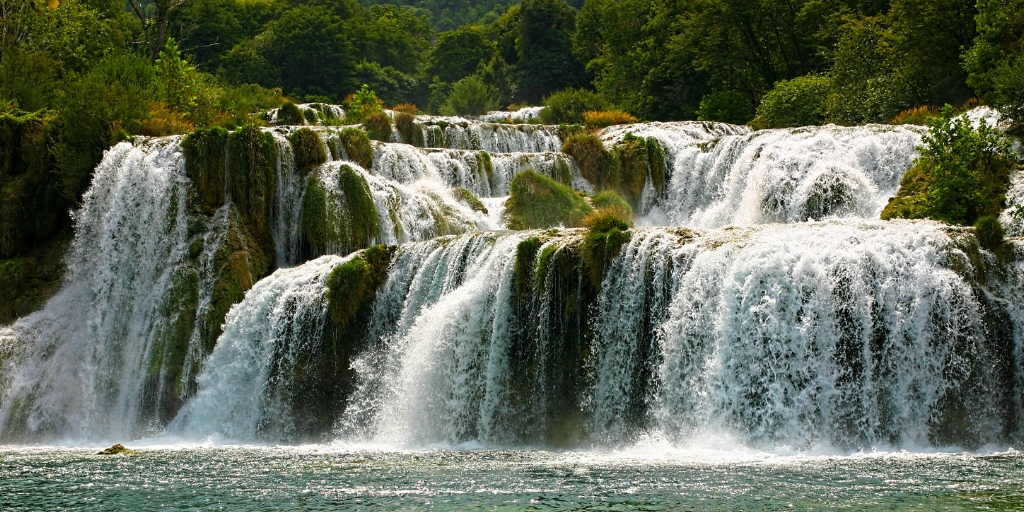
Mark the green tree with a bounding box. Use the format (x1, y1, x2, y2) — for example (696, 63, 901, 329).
(511, 0, 588, 104)
(426, 26, 496, 84)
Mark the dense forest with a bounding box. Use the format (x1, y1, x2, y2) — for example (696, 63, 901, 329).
(1, 0, 1023, 319)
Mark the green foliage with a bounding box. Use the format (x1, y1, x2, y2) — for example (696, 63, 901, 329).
(277, 101, 305, 125)
(363, 111, 393, 141)
(326, 244, 395, 329)
(394, 112, 424, 146)
(964, 0, 1024, 130)
(182, 127, 229, 212)
(591, 190, 632, 222)
(426, 26, 496, 83)
(752, 76, 831, 128)
(504, 170, 593, 229)
(612, 133, 648, 205)
(345, 85, 385, 124)
(696, 90, 753, 125)
(339, 128, 374, 169)
(453, 187, 488, 213)
(539, 89, 607, 125)
(288, 128, 327, 170)
(882, 106, 1019, 225)
(442, 75, 500, 116)
(508, 0, 590, 104)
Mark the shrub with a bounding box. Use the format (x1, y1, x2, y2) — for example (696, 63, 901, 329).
(612, 134, 650, 204)
(891, 105, 942, 125)
(344, 84, 384, 124)
(581, 209, 631, 287)
(288, 128, 327, 170)
(392, 103, 419, 114)
(394, 112, 424, 147)
(539, 88, 608, 125)
(339, 128, 374, 169)
(453, 187, 488, 213)
(363, 111, 393, 141)
(583, 110, 638, 128)
(881, 106, 1019, 225)
(503, 170, 593, 229)
(696, 90, 753, 125)
(974, 215, 1004, 251)
(442, 75, 500, 116)
(751, 76, 830, 128)
(591, 190, 632, 224)
(277, 101, 304, 125)
(139, 102, 195, 136)
(303, 108, 319, 125)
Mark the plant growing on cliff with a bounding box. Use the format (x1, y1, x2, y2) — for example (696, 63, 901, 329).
(344, 85, 384, 124)
(287, 128, 327, 170)
(338, 128, 374, 169)
(882, 106, 1019, 225)
(504, 170, 593, 229)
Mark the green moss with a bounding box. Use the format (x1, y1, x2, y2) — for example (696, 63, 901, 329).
(646, 137, 667, 196)
(504, 170, 594, 230)
(395, 112, 424, 147)
(582, 211, 631, 288)
(326, 244, 395, 329)
(974, 216, 1005, 251)
(476, 150, 494, 182)
(227, 125, 278, 234)
(363, 111, 393, 142)
(182, 127, 228, 213)
(453, 187, 488, 213)
(303, 108, 319, 125)
(612, 134, 649, 205)
(302, 165, 380, 256)
(287, 128, 327, 170)
(277, 101, 304, 125)
(339, 128, 374, 169)
(562, 132, 619, 191)
(514, 236, 541, 305)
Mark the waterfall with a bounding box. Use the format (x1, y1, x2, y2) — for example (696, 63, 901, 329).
(655, 124, 925, 227)
(0, 139, 192, 441)
(170, 255, 345, 442)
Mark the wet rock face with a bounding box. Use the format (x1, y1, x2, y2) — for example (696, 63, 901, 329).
(98, 444, 136, 455)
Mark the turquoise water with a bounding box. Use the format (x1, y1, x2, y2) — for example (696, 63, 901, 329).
(2, 445, 1023, 510)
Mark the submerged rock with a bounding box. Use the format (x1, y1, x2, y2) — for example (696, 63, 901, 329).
(98, 444, 136, 455)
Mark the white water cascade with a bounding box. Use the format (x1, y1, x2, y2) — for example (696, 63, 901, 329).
(0, 139, 192, 440)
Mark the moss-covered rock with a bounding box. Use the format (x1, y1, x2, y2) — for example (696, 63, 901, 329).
(276, 101, 304, 125)
(363, 111, 393, 142)
(0, 228, 70, 325)
(339, 128, 374, 169)
(287, 128, 327, 171)
(581, 211, 631, 288)
(327, 244, 395, 329)
(562, 132, 617, 190)
(504, 170, 594, 230)
(395, 112, 424, 147)
(453, 187, 488, 213)
(97, 444, 137, 455)
(302, 165, 380, 257)
(227, 125, 278, 235)
(182, 127, 228, 213)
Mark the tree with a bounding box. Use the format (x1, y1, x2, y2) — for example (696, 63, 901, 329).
(512, 0, 588, 104)
(127, 0, 193, 56)
(426, 26, 495, 84)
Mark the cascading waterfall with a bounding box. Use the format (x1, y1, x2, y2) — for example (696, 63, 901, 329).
(3, 108, 1021, 451)
(0, 139, 192, 440)
(658, 124, 925, 227)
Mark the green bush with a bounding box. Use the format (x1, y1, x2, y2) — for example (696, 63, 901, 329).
(581, 209, 631, 287)
(394, 112, 424, 147)
(696, 90, 753, 125)
(881, 106, 1019, 225)
(288, 128, 327, 170)
(539, 88, 608, 125)
(344, 84, 384, 124)
(339, 128, 374, 169)
(751, 76, 831, 128)
(504, 170, 593, 229)
(591, 190, 632, 223)
(327, 244, 395, 329)
(277, 101, 304, 125)
(363, 111, 393, 141)
(442, 75, 500, 116)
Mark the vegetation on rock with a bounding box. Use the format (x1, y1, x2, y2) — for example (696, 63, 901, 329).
(453, 187, 488, 213)
(288, 128, 328, 170)
(504, 170, 593, 229)
(363, 111, 393, 141)
(339, 128, 374, 169)
(182, 127, 228, 212)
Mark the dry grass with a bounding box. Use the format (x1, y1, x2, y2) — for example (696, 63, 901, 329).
(583, 110, 638, 128)
(392, 103, 419, 114)
(139, 102, 195, 136)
